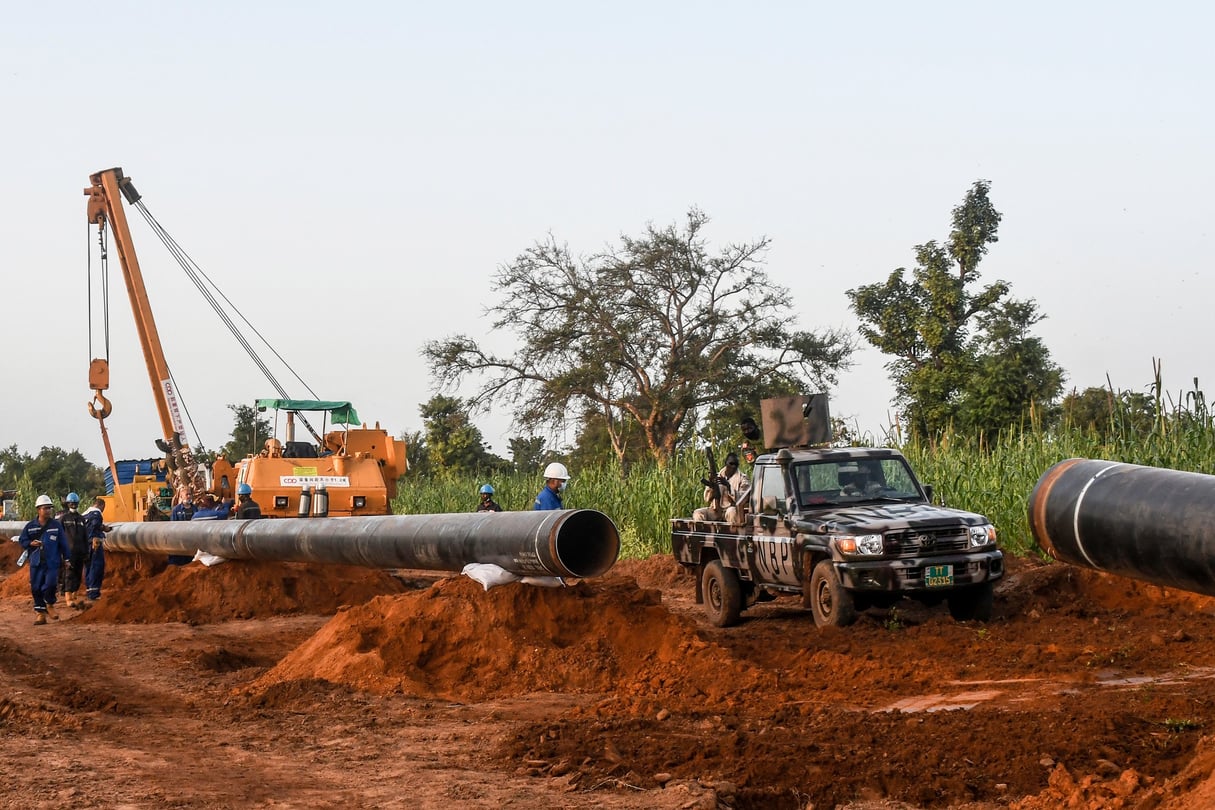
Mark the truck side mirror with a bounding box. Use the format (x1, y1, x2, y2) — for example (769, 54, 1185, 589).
(923, 484, 935, 503)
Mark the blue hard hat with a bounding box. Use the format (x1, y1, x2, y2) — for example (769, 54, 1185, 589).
(479, 484, 494, 495)
(66, 492, 80, 504)
(237, 483, 253, 495)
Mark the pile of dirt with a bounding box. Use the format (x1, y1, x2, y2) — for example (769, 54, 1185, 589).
(1004, 554, 1215, 617)
(250, 575, 771, 705)
(1008, 734, 1215, 810)
(612, 553, 688, 592)
(2, 551, 410, 623)
(0, 535, 22, 569)
(8, 544, 1215, 808)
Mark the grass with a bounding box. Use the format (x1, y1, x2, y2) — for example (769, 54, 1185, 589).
(1163, 718, 1202, 733)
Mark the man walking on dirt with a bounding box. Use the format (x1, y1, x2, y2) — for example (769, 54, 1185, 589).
(18, 494, 69, 625)
(58, 492, 89, 609)
(82, 497, 109, 602)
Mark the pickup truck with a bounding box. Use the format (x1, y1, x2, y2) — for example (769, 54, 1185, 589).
(671, 446, 1003, 627)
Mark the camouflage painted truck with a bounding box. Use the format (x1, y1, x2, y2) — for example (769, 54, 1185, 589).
(671, 397, 1004, 627)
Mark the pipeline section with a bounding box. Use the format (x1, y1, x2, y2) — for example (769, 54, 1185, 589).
(1, 521, 28, 538)
(100, 508, 619, 579)
(1028, 458, 1215, 597)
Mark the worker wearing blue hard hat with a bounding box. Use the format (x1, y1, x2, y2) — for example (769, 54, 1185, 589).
(234, 482, 262, 520)
(58, 492, 90, 609)
(476, 484, 502, 513)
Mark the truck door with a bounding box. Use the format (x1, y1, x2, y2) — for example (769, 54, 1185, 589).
(749, 464, 800, 587)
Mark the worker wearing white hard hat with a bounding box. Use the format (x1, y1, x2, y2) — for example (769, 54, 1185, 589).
(533, 462, 570, 511)
(17, 495, 70, 625)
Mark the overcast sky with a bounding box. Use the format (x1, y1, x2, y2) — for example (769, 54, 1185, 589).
(3, 2, 1212, 467)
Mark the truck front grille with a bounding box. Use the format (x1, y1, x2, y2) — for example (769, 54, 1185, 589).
(887, 527, 969, 555)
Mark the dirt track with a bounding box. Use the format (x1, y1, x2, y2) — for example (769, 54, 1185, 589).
(3, 537, 1215, 809)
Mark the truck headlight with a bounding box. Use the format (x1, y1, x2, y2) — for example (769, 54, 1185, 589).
(834, 534, 884, 555)
(968, 524, 997, 547)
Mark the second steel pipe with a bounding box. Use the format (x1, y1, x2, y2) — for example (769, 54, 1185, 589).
(103, 509, 620, 579)
(1028, 458, 1215, 597)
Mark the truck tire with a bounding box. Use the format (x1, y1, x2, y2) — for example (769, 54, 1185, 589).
(947, 581, 994, 622)
(701, 560, 743, 628)
(809, 560, 857, 627)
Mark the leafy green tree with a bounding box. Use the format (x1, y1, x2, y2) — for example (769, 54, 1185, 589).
(0, 444, 104, 501)
(0, 444, 28, 489)
(569, 405, 652, 471)
(192, 444, 217, 467)
(423, 209, 854, 465)
(847, 181, 1062, 439)
(960, 299, 1065, 438)
(507, 435, 546, 473)
(400, 429, 431, 479)
(221, 404, 273, 460)
(420, 395, 497, 476)
(1060, 386, 1156, 437)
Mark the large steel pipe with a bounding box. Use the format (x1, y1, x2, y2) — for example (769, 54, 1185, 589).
(1029, 458, 1215, 597)
(103, 509, 620, 579)
(2, 521, 28, 537)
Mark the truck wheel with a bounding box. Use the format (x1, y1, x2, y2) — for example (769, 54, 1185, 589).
(947, 582, 994, 621)
(809, 560, 857, 627)
(701, 560, 743, 628)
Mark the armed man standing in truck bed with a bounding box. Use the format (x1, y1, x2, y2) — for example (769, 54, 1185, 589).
(693, 452, 747, 525)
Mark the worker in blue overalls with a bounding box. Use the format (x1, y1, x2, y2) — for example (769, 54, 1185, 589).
(18, 494, 70, 625)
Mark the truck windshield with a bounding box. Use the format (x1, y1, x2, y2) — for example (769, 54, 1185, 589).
(792, 457, 923, 506)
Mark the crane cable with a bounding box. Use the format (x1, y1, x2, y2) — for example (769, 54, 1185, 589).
(90, 215, 206, 449)
(87, 223, 111, 362)
(86, 223, 127, 510)
(127, 199, 324, 445)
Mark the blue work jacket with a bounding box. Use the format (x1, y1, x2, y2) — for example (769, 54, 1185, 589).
(19, 518, 68, 569)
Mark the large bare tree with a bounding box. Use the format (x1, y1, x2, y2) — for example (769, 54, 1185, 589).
(423, 209, 853, 465)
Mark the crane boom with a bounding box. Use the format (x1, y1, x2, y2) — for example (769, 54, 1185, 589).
(86, 167, 201, 501)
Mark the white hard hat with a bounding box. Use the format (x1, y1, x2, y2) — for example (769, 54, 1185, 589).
(543, 462, 570, 480)
(35, 494, 54, 508)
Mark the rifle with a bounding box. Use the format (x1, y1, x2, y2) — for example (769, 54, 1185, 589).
(700, 447, 722, 508)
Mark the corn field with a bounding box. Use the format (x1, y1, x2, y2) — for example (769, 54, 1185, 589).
(394, 379, 1215, 560)
(393, 453, 706, 559)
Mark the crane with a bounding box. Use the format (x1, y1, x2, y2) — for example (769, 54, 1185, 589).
(86, 168, 205, 517)
(84, 167, 406, 521)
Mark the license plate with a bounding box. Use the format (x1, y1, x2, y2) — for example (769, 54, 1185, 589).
(925, 565, 954, 588)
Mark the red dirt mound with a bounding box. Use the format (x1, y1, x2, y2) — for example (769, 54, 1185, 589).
(610, 553, 687, 592)
(1, 535, 22, 571)
(251, 574, 770, 704)
(46, 553, 411, 624)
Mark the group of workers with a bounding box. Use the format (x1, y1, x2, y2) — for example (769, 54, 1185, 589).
(15, 492, 109, 625)
(476, 462, 573, 513)
(14, 460, 578, 625)
(170, 483, 262, 522)
(13, 481, 264, 625)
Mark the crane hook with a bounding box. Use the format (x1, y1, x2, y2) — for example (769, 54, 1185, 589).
(88, 391, 113, 420)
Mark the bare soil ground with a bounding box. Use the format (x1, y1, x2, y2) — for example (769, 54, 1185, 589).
(3, 535, 1215, 810)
